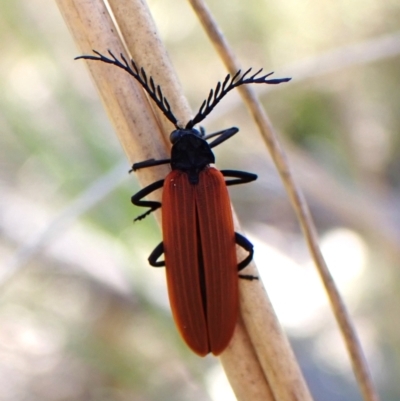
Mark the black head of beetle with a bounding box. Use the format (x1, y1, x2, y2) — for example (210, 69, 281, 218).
(170, 128, 215, 184)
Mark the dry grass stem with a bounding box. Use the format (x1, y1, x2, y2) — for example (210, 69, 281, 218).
(55, 0, 306, 400)
(187, 1, 380, 401)
(56, 0, 168, 210)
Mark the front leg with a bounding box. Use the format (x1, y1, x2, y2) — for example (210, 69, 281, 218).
(205, 127, 239, 148)
(131, 179, 164, 221)
(131, 157, 171, 172)
(221, 170, 258, 186)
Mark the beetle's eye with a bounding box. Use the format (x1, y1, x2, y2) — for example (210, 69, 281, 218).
(170, 130, 183, 144)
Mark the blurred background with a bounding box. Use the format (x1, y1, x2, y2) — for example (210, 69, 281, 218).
(1, 0, 399, 400)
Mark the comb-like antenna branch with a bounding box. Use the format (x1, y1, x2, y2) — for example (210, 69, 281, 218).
(214, 82, 221, 99)
(185, 69, 291, 129)
(76, 51, 290, 130)
(75, 50, 180, 128)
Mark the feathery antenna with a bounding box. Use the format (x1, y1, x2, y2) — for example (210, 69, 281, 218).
(75, 50, 180, 128)
(76, 51, 291, 130)
(185, 69, 291, 129)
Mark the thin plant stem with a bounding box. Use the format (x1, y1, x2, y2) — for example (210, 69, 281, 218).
(187, 1, 380, 401)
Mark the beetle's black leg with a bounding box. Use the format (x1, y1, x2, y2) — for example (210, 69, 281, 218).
(221, 171, 257, 279)
(131, 179, 164, 221)
(206, 127, 239, 148)
(235, 232, 258, 280)
(221, 170, 258, 186)
(148, 242, 165, 267)
(130, 158, 171, 172)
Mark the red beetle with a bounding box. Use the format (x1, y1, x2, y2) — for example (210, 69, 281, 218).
(77, 51, 290, 355)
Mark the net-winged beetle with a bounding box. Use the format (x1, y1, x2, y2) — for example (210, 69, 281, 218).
(76, 50, 290, 355)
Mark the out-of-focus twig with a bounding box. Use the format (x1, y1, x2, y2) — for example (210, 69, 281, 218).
(2, 162, 128, 286)
(281, 31, 400, 81)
